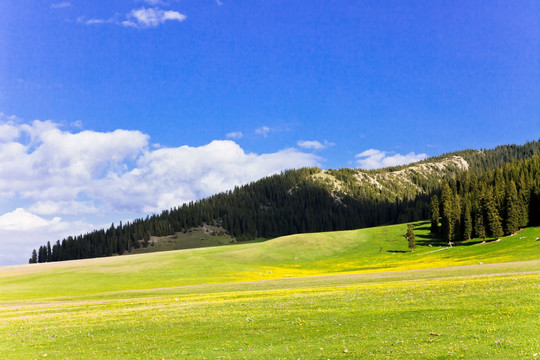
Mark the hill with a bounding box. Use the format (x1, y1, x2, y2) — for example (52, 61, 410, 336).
(9, 221, 540, 300)
(30, 139, 540, 263)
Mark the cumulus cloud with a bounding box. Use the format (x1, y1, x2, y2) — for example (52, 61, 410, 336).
(0, 119, 319, 212)
(0, 118, 320, 264)
(0, 208, 63, 232)
(297, 140, 335, 151)
(226, 131, 243, 139)
(50, 2, 72, 8)
(96, 141, 320, 212)
(356, 149, 428, 170)
(122, 8, 186, 28)
(0, 123, 19, 141)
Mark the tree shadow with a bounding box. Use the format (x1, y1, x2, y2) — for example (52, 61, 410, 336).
(415, 237, 448, 247)
(386, 250, 409, 253)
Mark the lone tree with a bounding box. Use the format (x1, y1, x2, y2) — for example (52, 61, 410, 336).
(406, 224, 416, 252)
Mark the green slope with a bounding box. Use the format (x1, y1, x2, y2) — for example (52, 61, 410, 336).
(1, 222, 540, 359)
(1, 221, 539, 301)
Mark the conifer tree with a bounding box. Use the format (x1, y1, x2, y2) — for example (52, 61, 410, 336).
(47, 241, 52, 262)
(452, 194, 462, 244)
(440, 183, 454, 243)
(406, 224, 416, 252)
(462, 198, 472, 241)
(29, 249, 37, 264)
(504, 181, 521, 235)
(475, 208, 486, 241)
(37, 246, 46, 263)
(430, 195, 439, 233)
(483, 190, 503, 238)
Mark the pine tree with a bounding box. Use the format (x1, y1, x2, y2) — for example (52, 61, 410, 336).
(29, 249, 38, 264)
(462, 198, 472, 241)
(475, 208, 486, 241)
(452, 194, 462, 244)
(37, 246, 46, 263)
(440, 183, 454, 244)
(47, 241, 52, 262)
(483, 190, 503, 238)
(430, 195, 439, 233)
(504, 181, 521, 235)
(406, 224, 416, 252)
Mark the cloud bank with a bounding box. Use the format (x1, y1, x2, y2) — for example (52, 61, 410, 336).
(356, 149, 428, 170)
(0, 116, 320, 264)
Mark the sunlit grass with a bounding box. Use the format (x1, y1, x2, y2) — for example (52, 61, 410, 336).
(1, 222, 538, 300)
(1, 274, 538, 359)
(0, 222, 539, 358)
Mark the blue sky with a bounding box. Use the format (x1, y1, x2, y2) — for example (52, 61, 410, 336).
(0, 0, 539, 265)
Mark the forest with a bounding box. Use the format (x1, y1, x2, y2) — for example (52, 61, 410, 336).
(29, 140, 540, 263)
(431, 155, 540, 244)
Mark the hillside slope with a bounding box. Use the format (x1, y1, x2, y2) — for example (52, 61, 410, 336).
(9, 222, 540, 300)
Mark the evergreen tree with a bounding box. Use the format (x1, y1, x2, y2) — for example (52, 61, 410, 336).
(47, 241, 52, 262)
(37, 246, 46, 263)
(406, 224, 416, 252)
(452, 194, 462, 244)
(440, 183, 454, 244)
(475, 208, 486, 241)
(461, 198, 472, 241)
(504, 181, 521, 235)
(430, 195, 439, 233)
(29, 249, 38, 264)
(483, 191, 503, 238)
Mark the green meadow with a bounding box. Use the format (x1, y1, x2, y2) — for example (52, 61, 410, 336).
(1, 221, 539, 359)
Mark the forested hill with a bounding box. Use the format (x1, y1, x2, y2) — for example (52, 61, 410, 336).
(30, 140, 540, 263)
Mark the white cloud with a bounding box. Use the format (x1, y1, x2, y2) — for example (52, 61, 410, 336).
(29, 200, 99, 216)
(0, 123, 19, 141)
(96, 140, 320, 212)
(226, 131, 243, 139)
(0, 118, 321, 264)
(78, 7, 186, 29)
(122, 8, 186, 29)
(297, 139, 335, 151)
(0, 209, 94, 265)
(0, 208, 61, 232)
(85, 18, 107, 25)
(255, 126, 271, 137)
(356, 149, 428, 170)
(50, 2, 72, 8)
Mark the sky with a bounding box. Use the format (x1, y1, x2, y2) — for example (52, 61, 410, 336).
(0, 1, 539, 265)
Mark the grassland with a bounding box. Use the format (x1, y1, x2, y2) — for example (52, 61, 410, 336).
(0, 221, 539, 359)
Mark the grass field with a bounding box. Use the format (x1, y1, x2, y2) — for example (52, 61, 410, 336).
(1, 221, 539, 358)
